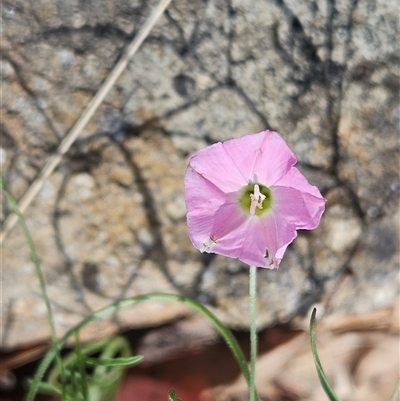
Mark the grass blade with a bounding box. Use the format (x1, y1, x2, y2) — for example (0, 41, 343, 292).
(1, 176, 67, 398)
(85, 355, 143, 368)
(309, 308, 342, 401)
(26, 293, 253, 401)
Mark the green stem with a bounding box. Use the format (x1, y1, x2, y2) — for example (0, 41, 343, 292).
(73, 332, 89, 401)
(26, 293, 252, 401)
(1, 177, 66, 397)
(309, 308, 342, 401)
(249, 265, 258, 401)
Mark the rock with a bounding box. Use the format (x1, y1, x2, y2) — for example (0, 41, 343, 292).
(1, 0, 398, 349)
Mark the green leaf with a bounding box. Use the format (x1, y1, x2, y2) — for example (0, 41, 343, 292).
(27, 294, 253, 401)
(168, 389, 184, 401)
(309, 308, 342, 401)
(27, 380, 61, 396)
(73, 332, 89, 401)
(85, 355, 143, 368)
(1, 175, 68, 398)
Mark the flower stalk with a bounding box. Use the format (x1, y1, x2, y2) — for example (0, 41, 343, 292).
(249, 265, 258, 401)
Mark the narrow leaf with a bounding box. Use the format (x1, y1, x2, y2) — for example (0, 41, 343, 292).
(27, 380, 61, 396)
(74, 332, 89, 401)
(85, 355, 143, 368)
(168, 389, 184, 401)
(309, 308, 342, 401)
(27, 293, 252, 401)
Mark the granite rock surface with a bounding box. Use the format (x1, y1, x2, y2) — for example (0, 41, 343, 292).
(1, 0, 399, 349)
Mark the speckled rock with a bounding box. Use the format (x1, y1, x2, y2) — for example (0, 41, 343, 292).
(1, 0, 398, 349)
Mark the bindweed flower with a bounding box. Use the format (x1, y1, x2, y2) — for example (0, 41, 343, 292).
(184, 130, 325, 269)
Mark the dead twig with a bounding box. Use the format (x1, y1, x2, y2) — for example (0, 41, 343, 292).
(0, 0, 173, 245)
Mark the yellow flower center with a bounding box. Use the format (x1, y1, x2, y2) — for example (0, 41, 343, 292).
(239, 183, 272, 216)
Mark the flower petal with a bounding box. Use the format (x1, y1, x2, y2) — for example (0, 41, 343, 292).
(222, 130, 297, 186)
(200, 211, 249, 259)
(274, 166, 325, 199)
(272, 167, 325, 229)
(201, 212, 297, 269)
(187, 202, 249, 253)
(188, 141, 247, 193)
(272, 186, 325, 230)
(184, 165, 226, 212)
(185, 165, 248, 251)
(237, 214, 297, 268)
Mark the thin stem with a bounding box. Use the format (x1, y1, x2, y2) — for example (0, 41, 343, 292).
(309, 308, 342, 401)
(26, 293, 251, 401)
(74, 332, 89, 401)
(0, 177, 66, 397)
(249, 265, 258, 401)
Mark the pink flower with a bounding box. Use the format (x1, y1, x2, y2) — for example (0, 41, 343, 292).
(184, 130, 325, 269)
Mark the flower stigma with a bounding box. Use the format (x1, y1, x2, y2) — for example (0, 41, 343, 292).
(239, 183, 272, 216)
(249, 184, 265, 215)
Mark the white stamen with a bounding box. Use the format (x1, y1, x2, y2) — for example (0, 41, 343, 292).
(249, 184, 266, 215)
(201, 236, 217, 252)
